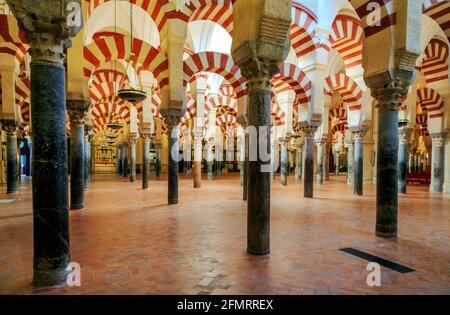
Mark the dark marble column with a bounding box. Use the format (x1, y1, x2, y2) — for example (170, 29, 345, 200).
(5, 4, 85, 286)
(68, 101, 88, 210)
(84, 126, 92, 191)
(280, 138, 289, 186)
(397, 128, 411, 194)
(162, 111, 182, 205)
(304, 127, 317, 198)
(117, 144, 122, 175)
(4, 124, 19, 194)
(347, 142, 354, 185)
(430, 134, 444, 192)
(122, 144, 128, 178)
(370, 81, 413, 239)
(129, 136, 137, 182)
(334, 151, 340, 176)
(155, 142, 162, 178)
(353, 129, 366, 196)
(240, 58, 278, 255)
(243, 131, 249, 201)
(324, 142, 330, 181)
(316, 140, 325, 185)
(141, 133, 151, 190)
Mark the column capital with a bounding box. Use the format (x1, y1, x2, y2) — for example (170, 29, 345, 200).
(430, 134, 444, 147)
(365, 70, 416, 111)
(7, 0, 83, 67)
(304, 126, 318, 140)
(160, 108, 183, 130)
(67, 99, 90, 126)
(139, 129, 153, 142)
(239, 57, 280, 91)
(398, 127, 412, 145)
(128, 135, 138, 145)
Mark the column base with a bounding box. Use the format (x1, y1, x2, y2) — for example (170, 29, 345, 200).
(33, 267, 70, 288)
(168, 199, 178, 205)
(247, 248, 270, 256)
(7, 189, 18, 194)
(443, 183, 450, 194)
(375, 225, 397, 239)
(70, 203, 84, 210)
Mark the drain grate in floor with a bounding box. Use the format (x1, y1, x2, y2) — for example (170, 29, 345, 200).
(339, 247, 415, 273)
(0, 199, 17, 204)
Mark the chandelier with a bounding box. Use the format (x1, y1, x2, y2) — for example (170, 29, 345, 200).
(106, 113, 124, 130)
(117, 0, 147, 105)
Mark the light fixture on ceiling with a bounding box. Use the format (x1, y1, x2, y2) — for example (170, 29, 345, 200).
(117, 0, 147, 105)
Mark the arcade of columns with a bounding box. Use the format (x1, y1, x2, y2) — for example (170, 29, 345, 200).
(0, 0, 449, 287)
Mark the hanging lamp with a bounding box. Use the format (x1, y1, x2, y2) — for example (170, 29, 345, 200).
(117, 0, 147, 105)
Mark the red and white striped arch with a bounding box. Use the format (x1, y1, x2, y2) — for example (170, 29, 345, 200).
(329, 107, 347, 120)
(419, 38, 449, 84)
(183, 51, 246, 99)
(181, 95, 197, 122)
(324, 73, 363, 111)
(216, 113, 237, 127)
(219, 83, 235, 97)
(348, 0, 397, 38)
(273, 62, 312, 106)
(290, 3, 317, 58)
(0, 15, 29, 63)
(189, 2, 233, 34)
(422, 0, 450, 42)
(86, 0, 168, 36)
(271, 102, 286, 126)
(330, 14, 364, 69)
(83, 34, 169, 88)
(206, 94, 237, 113)
(15, 76, 30, 124)
(417, 87, 445, 119)
(91, 69, 128, 86)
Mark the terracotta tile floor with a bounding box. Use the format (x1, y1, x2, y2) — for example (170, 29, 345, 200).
(0, 173, 449, 295)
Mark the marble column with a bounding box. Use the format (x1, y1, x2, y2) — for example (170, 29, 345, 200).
(207, 143, 214, 180)
(68, 101, 88, 210)
(444, 131, 450, 194)
(353, 130, 365, 196)
(347, 142, 354, 185)
(155, 142, 162, 178)
(141, 133, 151, 190)
(280, 138, 289, 186)
(163, 112, 181, 205)
(408, 152, 414, 173)
(7, 4, 84, 286)
(370, 79, 414, 239)
(4, 124, 19, 194)
(193, 134, 202, 188)
(84, 126, 92, 191)
(324, 142, 330, 181)
(316, 140, 325, 185)
(334, 151, 340, 176)
(271, 139, 279, 181)
(295, 144, 303, 180)
(243, 131, 249, 201)
(304, 127, 317, 198)
(397, 128, 411, 194)
(122, 144, 128, 178)
(240, 58, 277, 255)
(129, 136, 137, 182)
(430, 134, 444, 193)
(117, 144, 122, 175)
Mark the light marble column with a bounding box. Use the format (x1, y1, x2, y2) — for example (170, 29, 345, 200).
(397, 128, 411, 194)
(304, 126, 317, 198)
(430, 134, 444, 193)
(347, 142, 354, 185)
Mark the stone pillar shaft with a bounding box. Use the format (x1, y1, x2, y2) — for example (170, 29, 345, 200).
(5, 126, 19, 194)
(142, 136, 151, 190)
(280, 140, 288, 186)
(163, 114, 181, 205)
(295, 145, 303, 180)
(129, 138, 137, 182)
(316, 141, 325, 185)
(117, 144, 122, 175)
(193, 135, 202, 188)
(304, 127, 316, 198)
(347, 143, 354, 185)
(68, 103, 88, 211)
(354, 131, 365, 196)
(397, 130, 410, 194)
(430, 135, 444, 193)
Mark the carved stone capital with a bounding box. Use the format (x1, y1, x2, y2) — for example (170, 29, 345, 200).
(398, 127, 412, 145)
(239, 57, 280, 91)
(128, 136, 138, 145)
(67, 99, 90, 126)
(84, 124, 93, 137)
(365, 70, 416, 111)
(431, 134, 444, 147)
(160, 109, 183, 130)
(7, 0, 83, 67)
(140, 129, 152, 143)
(304, 126, 317, 140)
